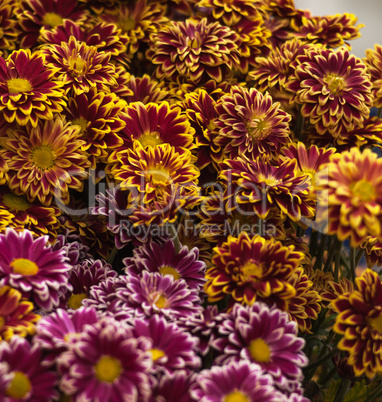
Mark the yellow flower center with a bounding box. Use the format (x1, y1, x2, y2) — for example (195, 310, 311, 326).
(7, 78, 32, 94)
(67, 293, 87, 310)
(42, 12, 64, 28)
(159, 266, 180, 280)
(72, 118, 88, 135)
(224, 391, 249, 402)
(247, 117, 270, 140)
(69, 56, 87, 75)
(351, 179, 375, 202)
(32, 145, 55, 170)
(150, 348, 166, 361)
(95, 355, 122, 383)
(148, 166, 171, 185)
(10, 258, 39, 276)
(139, 132, 163, 148)
(324, 74, 344, 95)
(120, 17, 135, 32)
(249, 338, 271, 363)
(368, 313, 382, 333)
(155, 294, 168, 309)
(241, 261, 263, 281)
(2, 192, 31, 212)
(6, 371, 32, 399)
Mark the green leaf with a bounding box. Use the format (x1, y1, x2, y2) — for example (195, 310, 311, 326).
(323, 379, 342, 402)
(343, 380, 379, 402)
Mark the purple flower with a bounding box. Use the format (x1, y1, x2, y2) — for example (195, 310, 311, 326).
(52, 229, 92, 266)
(132, 315, 201, 374)
(212, 302, 308, 395)
(58, 316, 153, 401)
(0, 336, 58, 401)
(0, 229, 71, 311)
(124, 239, 206, 291)
(0, 362, 12, 396)
(116, 271, 201, 319)
(63, 258, 117, 310)
(150, 370, 196, 402)
(191, 360, 285, 402)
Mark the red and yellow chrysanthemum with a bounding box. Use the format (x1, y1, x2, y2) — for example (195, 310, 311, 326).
(315, 147, 382, 247)
(149, 18, 239, 84)
(364, 44, 382, 108)
(42, 36, 119, 96)
(99, 0, 169, 56)
(17, 0, 90, 48)
(292, 13, 363, 49)
(0, 188, 61, 241)
(205, 232, 303, 307)
(123, 74, 167, 104)
(214, 85, 292, 161)
(287, 47, 373, 138)
(65, 87, 125, 167)
(333, 269, 382, 379)
(0, 285, 40, 341)
(0, 49, 66, 127)
(116, 101, 195, 154)
(0, 115, 91, 206)
(219, 155, 315, 222)
(0, 0, 19, 54)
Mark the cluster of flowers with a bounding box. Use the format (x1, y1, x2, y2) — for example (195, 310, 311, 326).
(1, 0, 382, 400)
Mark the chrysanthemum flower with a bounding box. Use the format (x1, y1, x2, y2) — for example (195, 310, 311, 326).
(153, 370, 196, 402)
(212, 302, 308, 395)
(123, 239, 206, 291)
(0, 229, 71, 311)
(315, 147, 382, 247)
(0, 188, 61, 241)
(176, 305, 220, 356)
(0, 285, 40, 341)
(65, 88, 125, 168)
(364, 44, 382, 108)
(287, 47, 373, 138)
(292, 13, 363, 49)
(116, 271, 201, 319)
(286, 267, 322, 333)
(182, 88, 221, 170)
(214, 85, 291, 161)
(281, 142, 335, 187)
(363, 237, 382, 268)
(0, 155, 9, 186)
(42, 36, 119, 96)
(40, 19, 129, 66)
(58, 317, 153, 401)
(0, 362, 12, 397)
(0, 49, 66, 127)
(332, 269, 382, 378)
(123, 74, 168, 104)
(0, 336, 58, 401)
(116, 101, 195, 153)
(191, 360, 285, 402)
(205, 232, 303, 307)
(0, 0, 19, 54)
(321, 277, 354, 309)
(219, 155, 315, 222)
(248, 38, 320, 94)
(0, 115, 90, 206)
(17, 0, 90, 48)
(33, 307, 98, 358)
(132, 314, 201, 373)
(99, 0, 169, 56)
(63, 258, 117, 310)
(196, 0, 267, 26)
(149, 18, 239, 84)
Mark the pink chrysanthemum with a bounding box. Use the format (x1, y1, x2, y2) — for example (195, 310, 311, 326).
(132, 315, 201, 374)
(0, 229, 71, 311)
(0, 336, 58, 401)
(123, 238, 206, 291)
(152, 370, 196, 402)
(212, 302, 308, 395)
(58, 317, 153, 401)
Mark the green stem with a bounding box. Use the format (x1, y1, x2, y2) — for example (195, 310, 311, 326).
(323, 237, 342, 273)
(107, 246, 118, 266)
(309, 230, 319, 256)
(378, 107, 382, 118)
(318, 366, 337, 386)
(305, 347, 339, 373)
(355, 248, 365, 267)
(334, 378, 352, 402)
(314, 234, 327, 270)
(349, 247, 356, 281)
(334, 242, 342, 282)
(367, 379, 382, 400)
(167, 223, 181, 253)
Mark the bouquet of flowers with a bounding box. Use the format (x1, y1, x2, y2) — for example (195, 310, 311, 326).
(1, 0, 382, 400)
